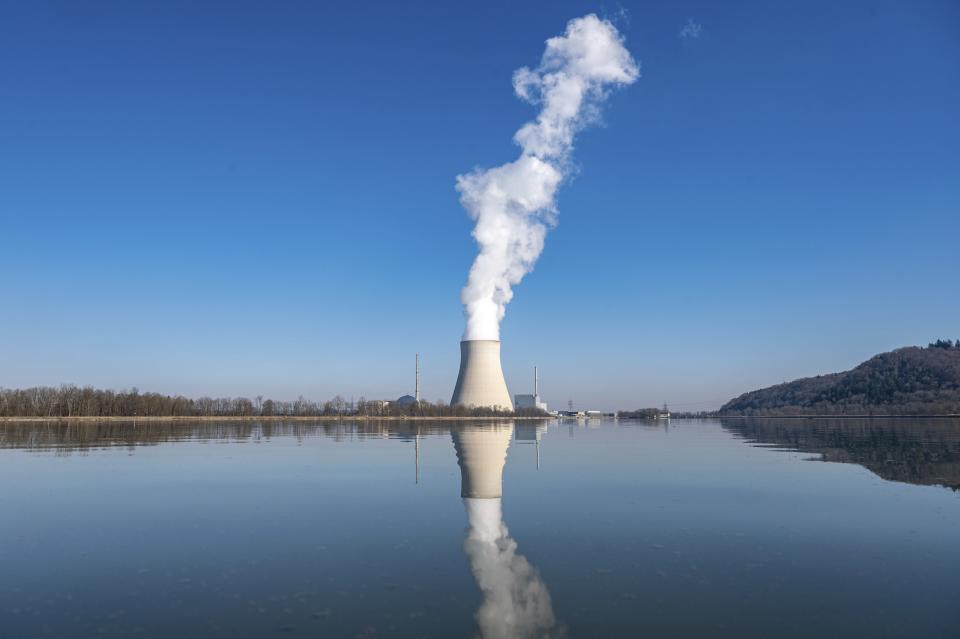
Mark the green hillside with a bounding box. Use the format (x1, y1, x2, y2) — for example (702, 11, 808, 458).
(721, 340, 960, 416)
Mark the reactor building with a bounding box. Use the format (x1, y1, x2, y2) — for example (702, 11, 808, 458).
(514, 366, 548, 413)
(450, 340, 513, 410)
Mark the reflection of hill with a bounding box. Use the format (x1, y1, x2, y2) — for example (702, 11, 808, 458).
(722, 418, 960, 490)
(0, 420, 509, 453)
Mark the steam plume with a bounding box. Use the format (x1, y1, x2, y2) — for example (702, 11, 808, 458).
(457, 14, 639, 340)
(463, 498, 560, 638)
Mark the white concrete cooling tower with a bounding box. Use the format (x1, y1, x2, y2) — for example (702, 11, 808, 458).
(450, 340, 513, 410)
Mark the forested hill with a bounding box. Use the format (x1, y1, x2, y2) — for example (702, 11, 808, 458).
(720, 341, 960, 416)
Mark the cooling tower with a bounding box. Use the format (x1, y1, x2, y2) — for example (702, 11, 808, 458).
(450, 340, 513, 410)
(452, 424, 513, 498)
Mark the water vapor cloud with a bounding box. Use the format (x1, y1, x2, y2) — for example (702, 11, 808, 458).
(457, 14, 638, 341)
(680, 19, 702, 40)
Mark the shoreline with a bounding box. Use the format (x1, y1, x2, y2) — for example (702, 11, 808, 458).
(2, 415, 958, 423)
(0, 415, 551, 423)
(715, 414, 960, 419)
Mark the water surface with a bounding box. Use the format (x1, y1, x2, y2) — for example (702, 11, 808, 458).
(1, 418, 958, 638)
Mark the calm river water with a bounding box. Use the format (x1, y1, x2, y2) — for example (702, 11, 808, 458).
(1, 418, 958, 638)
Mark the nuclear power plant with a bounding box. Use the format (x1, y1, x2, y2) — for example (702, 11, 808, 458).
(450, 340, 513, 410)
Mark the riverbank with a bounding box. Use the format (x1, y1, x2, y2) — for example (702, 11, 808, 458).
(0, 415, 551, 423)
(716, 414, 960, 419)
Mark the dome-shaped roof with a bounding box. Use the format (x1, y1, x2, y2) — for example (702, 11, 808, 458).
(396, 394, 417, 406)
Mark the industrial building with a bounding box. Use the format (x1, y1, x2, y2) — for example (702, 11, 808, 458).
(514, 366, 548, 413)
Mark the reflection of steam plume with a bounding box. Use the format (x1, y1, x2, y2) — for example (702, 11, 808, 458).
(458, 14, 639, 341)
(463, 499, 558, 639)
(453, 425, 559, 638)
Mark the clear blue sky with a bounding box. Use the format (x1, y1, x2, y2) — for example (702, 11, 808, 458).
(2, 1, 958, 410)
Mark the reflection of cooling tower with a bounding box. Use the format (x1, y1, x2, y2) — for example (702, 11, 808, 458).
(455, 423, 559, 638)
(451, 340, 513, 410)
(452, 424, 513, 498)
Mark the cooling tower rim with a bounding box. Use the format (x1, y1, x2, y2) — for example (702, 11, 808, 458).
(459, 339, 501, 344)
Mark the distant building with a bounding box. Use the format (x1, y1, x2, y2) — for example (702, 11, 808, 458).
(515, 394, 548, 412)
(396, 394, 417, 407)
(365, 399, 392, 413)
(514, 366, 548, 412)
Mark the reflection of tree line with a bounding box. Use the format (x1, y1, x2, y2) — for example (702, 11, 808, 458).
(722, 417, 960, 490)
(1, 419, 561, 637)
(0, 420, 484, 453)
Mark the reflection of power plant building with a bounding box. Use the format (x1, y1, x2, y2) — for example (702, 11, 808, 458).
(451, 340, 513, 410)
(514, 422, 545, 470)
(514, 423, 546, 443)
(514, 366, 548, 413)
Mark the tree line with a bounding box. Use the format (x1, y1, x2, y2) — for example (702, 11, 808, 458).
(929, 339, 960, 350)
(616, 408, 662, 419)
(0, 385, 546, 418)
(0, 420, 484, 453)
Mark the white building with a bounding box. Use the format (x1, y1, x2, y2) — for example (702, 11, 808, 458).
(514, 393, 548, 412)
(514, 366, 548, 413)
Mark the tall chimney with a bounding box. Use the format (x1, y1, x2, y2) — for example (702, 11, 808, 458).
(415, 353, 420, 403)
(450, 340, 513, 410)
(534, 366, 538, 397)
